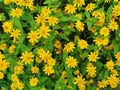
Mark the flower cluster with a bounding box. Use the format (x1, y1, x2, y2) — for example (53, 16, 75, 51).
(0, 0, 120, 90)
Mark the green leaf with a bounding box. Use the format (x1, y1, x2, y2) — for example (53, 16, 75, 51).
(59, 33, 69, 41)
(106, 5, 113, 22)
(87, 21, 92, 30)
(40, 77, 48, 82)
(60, 16, 69, 21)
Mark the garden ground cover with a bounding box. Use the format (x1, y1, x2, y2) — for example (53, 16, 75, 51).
(0, 0, 120, 90)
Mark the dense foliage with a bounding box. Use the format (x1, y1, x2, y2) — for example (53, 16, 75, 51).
(0, 0, 120, 90)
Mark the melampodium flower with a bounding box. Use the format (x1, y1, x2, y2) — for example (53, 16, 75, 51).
(41, 7, 51, 17)
(48, 16, 58, 26)
(9, 45, 16, 54)
(74, 75, 86, 90)
(100, 27, 110, 37)
(98, 79, 108, 88)
(66, 56, 78, 68)
(85, 3, 95, 12)
(31, 66, 39, 74)
(43, 65, 54, 76)
(86, 63, 96, 77)
(106, 60, 114, 71)
(75, 21, 85, 31)
(37, 25, 50, 38)
(0, 72, 4, 79)
(78, 39, 88, 49)
(35, 14, 46, 25)
(88, 52, 99, 62)
(73, 0, 85, 7)
(112, 5, 120, 16)
(2, 21, 13, 33)
(20, 51, 34, 64)
(29, 77, 39, 86)
(27, 31, 39, 45)
(108, 75, 119, 88)
(65, 4, 77, 14)
(10, 8, 23, 18)
(108, 20, 118, 31)
(63, 42, 75, 53)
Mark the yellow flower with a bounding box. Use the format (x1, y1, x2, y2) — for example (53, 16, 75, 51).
(115, 51, 120, 60)
(0, 60, 9, 71)
(39, 50, 51, 63)
(47, 58, 56, 67)
(92, 11, 100, 18)
(27, 31, 39, 45)
(3, 0, 11, 5)
(100, 27, 110, 37)
(11, 74, 19, 82)
(16, 0, 25, 6)
(61, 71, 66, 78)
(11, 83, 17, 90)
(14, 66, 24, 74)
(88, 52, 99, 62)
(37, 25, 50, 38)
(98, 79, 108, 88)
(29, 77, 39, 86)
(66, 56, 78, 68)
(0, 72, 4, 79)
(111, 69, 118, 76)
(65, 4, 77, 14)
(86, 63, 96, 77)
(102, 38, 109, 46)
(24, 0, 34, 10)
(75, 21, 85, 31)
(9, 45, 16, 54)
(86, 3, 95, 12)
(17, 81, 24, 90)
(112, 5, 120, 16)
(0, 44, 7, 51)
(54, 40, 62, 49)
(78, 39, 88, 49)
(2, 21, 13, 33)
(93, 38, 103, 46)
(35, 56, 42, 63)
(48, 16, 58, 26)
(108, 20, 118, 31)
(108, 75, 119, 88)
(74, 70, 80, 75)
(10, 29, 21, 39)
(35, 14, 46, 25)
(73, 0, 85, 7)
(43, 65, 54, 76)
(41, 7, 51, 17)
(31, 66, 39, 74)
(0, 52, 5, 61)
(10, 8, 23, 18)
(20, 51, 34, 64)
(63, 42, 75, 53)
(106, 60, 114, 71)
(74, 75, 86, 90)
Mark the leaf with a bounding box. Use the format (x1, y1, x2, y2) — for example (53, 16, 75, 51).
(87, 21, 92, 30)
(106, 5, 113, 22)
(60, 16, 69, 21)
(40, 77, 48, 82)
(59, 33, 69, 41)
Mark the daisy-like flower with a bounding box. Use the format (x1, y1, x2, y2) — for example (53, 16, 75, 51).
(66, 56, 78, 68)
(78, 39, 88, 49)
(35, 14, 46, 25)
(48, 16, 58, 26)
(20, 51, 34, 64)
(88, 52, 99, 62)
(10, 7, 23, 18)
(43, 65, 54, 76)
(75, 21, 85, 31)
(106, 60, 114, 71)
(29, 77, 39, 86)
(10, 29, 21, 39)
(27, 31, 39, 45)
(108, 20, 118, 31)
(100, 27, 110, 37)
(41, 7, 51, 17)
(63, 42, 75, 53)
(2, 21, 13, 33)
(73, 0, 85, 7)
(85, 3, 95, 12)
(37, 25, 50, 38)
(65, 4, 77, 14)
